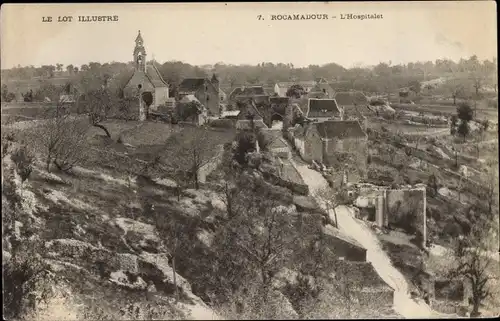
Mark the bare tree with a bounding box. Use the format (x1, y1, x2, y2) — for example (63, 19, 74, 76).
(79, 88, 114, 137)
(314, 187, 348, 228)
(166, 127, 214, 189)
(480, 161, 498, 217)
(213, 176, 296, 292)
(448, 216, 498, 317)
(35, 105, 90, 172)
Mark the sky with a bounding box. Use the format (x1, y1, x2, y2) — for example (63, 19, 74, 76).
(1, 2, 497, 69)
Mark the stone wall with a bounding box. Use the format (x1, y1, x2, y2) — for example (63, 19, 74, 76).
(197, 144, 225, 184)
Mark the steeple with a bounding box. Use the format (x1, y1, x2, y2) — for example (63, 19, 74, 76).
(135, 30, 144, 45)
(133, 30, 146, 72)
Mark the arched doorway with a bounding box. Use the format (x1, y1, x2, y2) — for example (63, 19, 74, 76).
(141, 91, 154, 119)
(271, 113, 284, 129)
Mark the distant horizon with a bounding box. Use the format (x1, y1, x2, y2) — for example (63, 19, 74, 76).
(1, 2, 497, 70)
(2, 53, 497, 72)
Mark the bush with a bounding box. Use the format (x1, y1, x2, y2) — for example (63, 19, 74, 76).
(11, 145, 35, 183)
(3, 242, 59, 320)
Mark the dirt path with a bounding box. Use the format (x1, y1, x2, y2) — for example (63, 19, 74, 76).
(293, 163, 446, 318)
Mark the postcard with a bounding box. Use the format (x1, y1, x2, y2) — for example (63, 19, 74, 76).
(1, 2, 498, 320)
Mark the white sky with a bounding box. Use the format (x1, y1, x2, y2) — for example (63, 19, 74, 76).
(1, 2, 497, 69)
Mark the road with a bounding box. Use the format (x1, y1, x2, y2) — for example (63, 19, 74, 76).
(292, 162, 448, 318)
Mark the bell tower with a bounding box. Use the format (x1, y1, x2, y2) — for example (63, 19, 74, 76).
(133, 30, 147, 72)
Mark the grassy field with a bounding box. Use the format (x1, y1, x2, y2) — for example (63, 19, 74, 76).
(391, 103, 497, 122)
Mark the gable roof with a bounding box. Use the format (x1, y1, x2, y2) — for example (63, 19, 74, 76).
(261, 129, 288, 149)
(179, 78, 206, 92)
(237, 98, 264, 120)
(229, 86, 265, 101)
(314, 120, 367, 140)
(306, 98, 341, 118)
(334, 91, 368, 106)
(276, 81, 317, 89)
(270, 97, 290, 105)
(310, 83, 335, 94)
(145, 65, 168, 88)
(235, 94, 270, 106)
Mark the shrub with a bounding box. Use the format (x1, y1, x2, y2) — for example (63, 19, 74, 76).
(11, 145, 35, 183)
(3, 242, 59, 320)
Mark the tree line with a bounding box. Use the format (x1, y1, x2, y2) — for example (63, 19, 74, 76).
(2, 55, 497, 95)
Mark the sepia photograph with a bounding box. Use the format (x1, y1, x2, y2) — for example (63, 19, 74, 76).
(1, 1, 498, 320)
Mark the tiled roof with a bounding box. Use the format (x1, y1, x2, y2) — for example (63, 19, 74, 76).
(235, 94, 270, 106)
(237, 99, 264, 120)
(315, 120, 367, 139)
(179, 78, 206, 92)
(236, 119, 268, 130)
(229, 86, 266, 101)
(306, 98, 341, 118)
(291, 123, 308, 138)
(270, 97, 290, 105)
(276, 81, 317, 89)
(334, 91, 368, 106)
(145, 65, 168, 88)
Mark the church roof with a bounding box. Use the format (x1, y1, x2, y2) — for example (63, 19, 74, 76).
(145, 64, 168, 88)
(135, 30, 143, 43)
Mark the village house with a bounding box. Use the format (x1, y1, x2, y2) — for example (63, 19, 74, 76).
(122, 30, 170, 120)
(289, 120, 368, 175)
(269, 96, 290, 127)
(218, 88, 227, 103)
(177, 74, 220, 116)
(176, 94, 208, 126)
(305, 98, 344, 120)
(334, 91, 369, 108)
(334, 91, 370, 129)
(228, 85, 266, 104)
(274, 80, 317, 97)
(235, 97, 268, 130)
(308, 82, 336, 99)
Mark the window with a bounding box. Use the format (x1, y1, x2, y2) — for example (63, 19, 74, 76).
(138, 84, 142, 89)
(206, 94, 210, 101)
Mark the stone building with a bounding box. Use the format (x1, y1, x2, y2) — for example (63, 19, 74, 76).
(178, 74, 220, 116)
(122, 30, 170, 120)
(290, 120, 368, 168)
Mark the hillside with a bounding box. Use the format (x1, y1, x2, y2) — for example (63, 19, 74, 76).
(2, 116, 406, 320)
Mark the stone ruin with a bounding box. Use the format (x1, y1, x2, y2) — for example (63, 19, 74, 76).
(351, 183, 427, 247)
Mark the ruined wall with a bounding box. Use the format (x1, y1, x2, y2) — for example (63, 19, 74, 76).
(197, 144, 225, 184)
(386, 186, 426, 244)
(355, 184, 427, 246)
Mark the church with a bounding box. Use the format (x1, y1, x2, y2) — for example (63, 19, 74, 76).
(123, 30, 170, 120)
